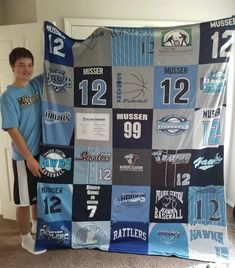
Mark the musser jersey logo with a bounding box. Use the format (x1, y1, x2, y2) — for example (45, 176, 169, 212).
(193, 153, 223, 170)
(46, 23, 65, 40)
(152, 150, 191, 164)
(39, 149, 72, 177)
(157, 229, 182, 244)
(200, 71, 226, 94)
(76, 224, 106, 247)
(39, 223, 70, 244)
(18, 91, 39, 109)
(44, 110, 71, 124)
(113, 191, 146, 207)
(120, 153, 144, 172)
(203, 108, 221, 119)
(156, 115, 191, 136)
(115, 72, 148, 104)
(161, 29, 192, 47)
(46, 68, 72, 92)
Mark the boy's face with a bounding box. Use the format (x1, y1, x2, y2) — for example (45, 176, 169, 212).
(11, 57, 34, 82)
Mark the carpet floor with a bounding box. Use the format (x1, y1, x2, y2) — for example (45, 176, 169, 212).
(0, 205, 235, 268)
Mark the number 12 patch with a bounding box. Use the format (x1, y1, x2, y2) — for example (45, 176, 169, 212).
(74, 66, 112, 108)
(37, 183, 73, 222)
(154, 65, 197, 109)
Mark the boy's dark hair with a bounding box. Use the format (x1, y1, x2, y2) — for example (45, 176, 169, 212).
(9, 47, 34, 66)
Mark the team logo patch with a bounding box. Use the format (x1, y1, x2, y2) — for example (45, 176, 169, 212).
(119, 153, 144, 172)
(156, 115, 191, 135)
(200, 71, 226, 94)
(39, 148, 72, 178)
(161, 29, 192, 47)
(76, 224, 106, 247)
(153, 190, 184, 220)
(124, 153, 139, 165)
(156, 228, 182, 244)
(38, 223, 70, 244)
(46, 68, 72, 92)
(152, 150, 191, 164)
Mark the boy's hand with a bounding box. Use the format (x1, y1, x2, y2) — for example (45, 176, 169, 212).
(26, 156, 42, 177)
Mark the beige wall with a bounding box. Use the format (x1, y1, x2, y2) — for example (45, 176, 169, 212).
(0, 0, 5, 24)
(1, 0, 235, 28)
(0, 0, 36, 25)
(35, 0, 235, 30)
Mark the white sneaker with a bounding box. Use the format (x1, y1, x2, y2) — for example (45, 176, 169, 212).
(21, 242, 47, 255)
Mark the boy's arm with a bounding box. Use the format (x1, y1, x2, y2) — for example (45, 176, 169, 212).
(7, 128, 42, 177)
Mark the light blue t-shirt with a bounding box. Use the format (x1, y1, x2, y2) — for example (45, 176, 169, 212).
(0, 75, 43, 160)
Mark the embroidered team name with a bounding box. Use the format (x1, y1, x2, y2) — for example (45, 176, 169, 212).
(113, 228, 147, 241)
(120, 193, 145, 203)
(18, 91, 39, 109)
(77, 152, 111, 161)
(111, 28, 152, 38)
(152, 150, 191, 164)
(114, 192, 146, 207)
(44, 110, 71, 123)
(190, 230, 224, 244)
(193, 153, 223, 170)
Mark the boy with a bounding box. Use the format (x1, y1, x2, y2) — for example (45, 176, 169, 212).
(0, 47, 46, 255)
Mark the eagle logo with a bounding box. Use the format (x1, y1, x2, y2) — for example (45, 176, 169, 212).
(124, 154, 139, 165)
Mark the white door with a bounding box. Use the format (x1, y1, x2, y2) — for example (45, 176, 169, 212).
(0, 22, 43, 219)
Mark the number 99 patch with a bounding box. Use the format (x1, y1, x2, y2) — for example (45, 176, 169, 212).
(113, 109, 153, 149)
